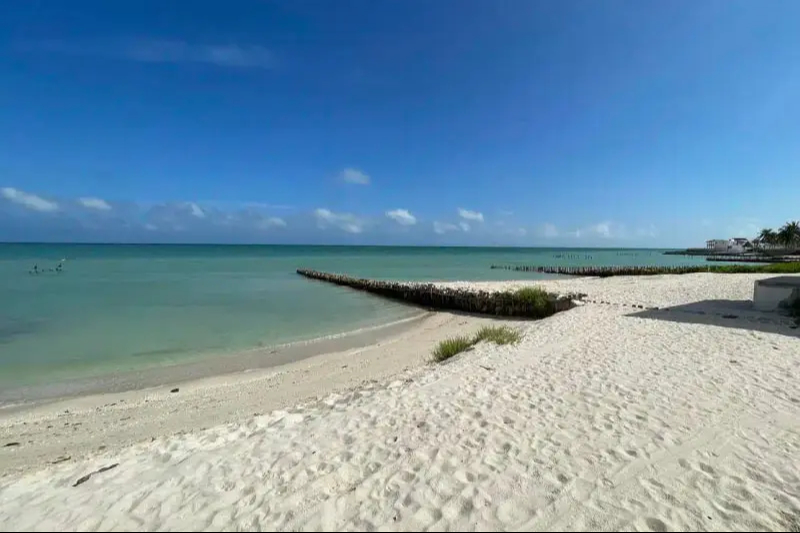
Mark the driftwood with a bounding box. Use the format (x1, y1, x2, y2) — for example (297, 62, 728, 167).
(73, 463, 120, 487)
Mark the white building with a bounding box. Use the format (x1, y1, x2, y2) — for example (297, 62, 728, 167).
(705, 238, 750, 254)
(706, 239, 729, 252)
(729, 237, 750, 253)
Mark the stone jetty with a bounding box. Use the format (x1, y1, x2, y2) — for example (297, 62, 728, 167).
(296, 269, 579, 318)
(489, 264, 717, 277)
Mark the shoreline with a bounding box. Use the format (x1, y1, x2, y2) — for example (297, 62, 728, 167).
(1, 273, 798, 531)
(0, 309, 524, 476)
(0, 311, 428, 410)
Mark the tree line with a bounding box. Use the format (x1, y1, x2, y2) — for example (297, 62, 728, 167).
(755, 221, 800, 252)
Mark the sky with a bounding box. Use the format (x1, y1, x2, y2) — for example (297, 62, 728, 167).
(1, 0, 798, 247)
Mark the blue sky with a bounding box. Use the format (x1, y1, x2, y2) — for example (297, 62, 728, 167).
(1, 0, 798, 247)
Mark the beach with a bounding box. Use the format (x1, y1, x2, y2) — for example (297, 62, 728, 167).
(0, 243, 709, 398)
(1, 273, 799, 531)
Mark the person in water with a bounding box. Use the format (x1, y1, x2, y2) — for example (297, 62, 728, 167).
(29, 264, 39, 274)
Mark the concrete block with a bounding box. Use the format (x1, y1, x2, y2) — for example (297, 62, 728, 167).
(753, 276, 800, 312)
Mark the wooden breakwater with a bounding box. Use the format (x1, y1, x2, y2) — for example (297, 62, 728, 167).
(663, 248, 710, 256)
(705, 255, 783, 263)
(665, 250, 793, 263)
(489, 264, 717, 277)
(296, 269, 580, 318)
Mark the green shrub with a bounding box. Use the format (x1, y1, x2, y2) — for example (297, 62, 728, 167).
(509, 286, 554, 317)
(511, 285, 549, 302)
(473, 325, 522, 345)
(432, 326, 523, 362)
(705, 262, 800, 274)
(759, 262, 800, 274)
(432, 336, 474, 362)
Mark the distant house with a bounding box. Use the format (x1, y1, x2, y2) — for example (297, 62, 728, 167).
(706, 239, 729, 252)
(705, 238, 750, 254)
(729, 237, 750, 254)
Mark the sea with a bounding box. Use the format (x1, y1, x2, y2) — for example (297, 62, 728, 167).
(0, 243, 711, 401)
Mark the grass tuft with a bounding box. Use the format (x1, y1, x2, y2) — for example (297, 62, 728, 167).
(432, 325, 523, 362)
(432, 336, 474, 362)
(473, 325, 522, 345)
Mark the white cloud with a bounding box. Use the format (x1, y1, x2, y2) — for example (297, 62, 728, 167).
(314, 208, 365, 234)
(589, 221, 612, 238)
(385, 208, 416, 226)
(78, 197, 112, 211)
(459, 221, 471, 232)
(1, 187, 59, 212)
(458, 208, 484, 223)
(433, 221, 459, 234)
(568, 221, 624, 240)
(186, 202, 205, 218)
(142, 202, 210, 230)
(542, 223, 558, 238)
(144, 223, 158, 231)
(261, 216, 286, 229)
(340, 168, 370, 185)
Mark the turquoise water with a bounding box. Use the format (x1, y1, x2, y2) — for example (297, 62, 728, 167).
(0, 244, 710, 390)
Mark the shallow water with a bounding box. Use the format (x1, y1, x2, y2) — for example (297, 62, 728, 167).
(0, 244, 708, 390)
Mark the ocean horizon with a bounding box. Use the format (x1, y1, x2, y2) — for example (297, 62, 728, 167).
(1, 243, 708, 401)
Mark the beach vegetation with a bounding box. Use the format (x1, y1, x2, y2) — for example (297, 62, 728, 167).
(432, 325, 522, 362)
(432, 336, 474, 362)
(753, 221, 800, 253)
(777, 221, 800, 250)
(501, 286, 555, 317)
(473, 325, 522, 345)
(510, 286, 550, 306)
(757, 228, 778, 249)
(709, 262, 800, 274)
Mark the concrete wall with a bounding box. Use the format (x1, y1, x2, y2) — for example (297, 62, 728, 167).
(753, 280, 800, 312)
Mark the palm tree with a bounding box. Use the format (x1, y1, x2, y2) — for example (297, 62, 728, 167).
(757, 228, 777, 250)
(778, 221, 800, 252)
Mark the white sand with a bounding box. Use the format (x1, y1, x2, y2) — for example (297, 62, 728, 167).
(1, 273, 799, 531)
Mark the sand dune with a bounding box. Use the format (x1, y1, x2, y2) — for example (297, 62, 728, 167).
(1, 273, 799, 531)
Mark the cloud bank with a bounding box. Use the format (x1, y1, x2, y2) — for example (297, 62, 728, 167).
(1, 187, 59, 212)
(314, 208, 365, 234)
(1, 186, 669, 246)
